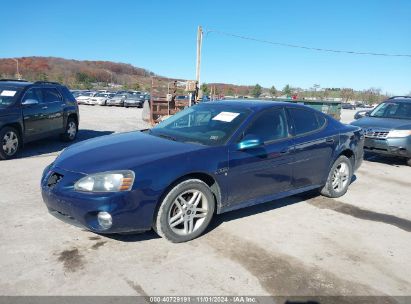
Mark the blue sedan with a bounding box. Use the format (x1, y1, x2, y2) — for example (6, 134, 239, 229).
(41, 100, 364, 242)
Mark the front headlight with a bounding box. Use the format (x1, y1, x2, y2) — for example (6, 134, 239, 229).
(74, 170, 135, 192)
(387, 130, 411, 138)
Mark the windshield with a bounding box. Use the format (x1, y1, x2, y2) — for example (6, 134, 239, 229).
(370, 101, 411, 119)
(150, 103, 251, 146)
(0, 86, 21, 108)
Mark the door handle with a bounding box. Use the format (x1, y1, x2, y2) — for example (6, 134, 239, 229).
(42, 106, 48, 110)
(326, 137, 334, 143)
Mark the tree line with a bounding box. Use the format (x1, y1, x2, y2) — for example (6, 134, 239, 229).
(202, 83, 391, 105)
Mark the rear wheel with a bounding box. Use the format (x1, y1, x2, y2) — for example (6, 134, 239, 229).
(320, 155, 353, 198)
(154, 179, 215, 243)
(0, 126, 20, 160)
(61, 117, 78, 142)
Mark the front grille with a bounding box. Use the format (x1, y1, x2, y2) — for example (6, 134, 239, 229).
(47, 172, 64, 188)
(365, 130, 389, 139)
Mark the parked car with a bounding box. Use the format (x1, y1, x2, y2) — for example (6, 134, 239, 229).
(70, 90, 82, 98)
(41, 100, 363, 242)
(106, 94, 126, 106)
(351, 96, 411, 166)
(76, 92, 96, 105)
(89, 92, 115, 106)
(341, 103, 356, 110)
(354, 109, 372, 120)
(124, 94, 146, 108)
(0, 79, 79, 160)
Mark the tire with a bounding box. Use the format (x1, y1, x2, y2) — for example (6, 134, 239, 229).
(154, 179, 215, 243)
(406, 158, 411, 167)
(61, 117, 78, 142)
(320, 155, 353, 198)
(0, 126, 20, 160)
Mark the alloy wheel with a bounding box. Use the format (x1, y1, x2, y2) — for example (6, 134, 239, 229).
(168, 190, 209, 236)
(2, 131, 18, 156)
(67, 121, 77, 139)
(331, 162, 349, 193)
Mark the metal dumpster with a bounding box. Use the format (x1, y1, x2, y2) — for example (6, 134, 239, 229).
(287, 99, 342, 120)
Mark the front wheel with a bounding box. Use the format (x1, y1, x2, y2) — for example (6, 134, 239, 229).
(61, 117, 78, 142)
(320, 155, 353, 198)
(0, 126, 20, 160)
(154, 179, 215, 243)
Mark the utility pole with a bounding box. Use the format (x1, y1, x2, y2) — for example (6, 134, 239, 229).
(12, 58, 21, 79)
(196, 26, 203, 87)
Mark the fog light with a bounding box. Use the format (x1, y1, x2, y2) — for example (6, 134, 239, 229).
(97, 212, 112, 229)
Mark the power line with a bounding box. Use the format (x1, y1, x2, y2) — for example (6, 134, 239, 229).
(205, 28, 411, 58)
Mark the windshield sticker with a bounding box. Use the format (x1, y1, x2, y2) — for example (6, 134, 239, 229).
(212, 112, 240, 122)
(0, 90, 17, 97)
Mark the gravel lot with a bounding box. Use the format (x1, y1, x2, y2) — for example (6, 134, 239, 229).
(0, 105, 410, 298)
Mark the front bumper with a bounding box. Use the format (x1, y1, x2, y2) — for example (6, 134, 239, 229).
(107, 101, 123, 106)
(41, 165, 154, 233)
(124, 102, 143, 107)
(364, 136, 411, 158)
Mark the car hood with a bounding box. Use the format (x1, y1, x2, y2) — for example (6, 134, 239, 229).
(351, 117, 411, 130)
(54, 131, 203, 174)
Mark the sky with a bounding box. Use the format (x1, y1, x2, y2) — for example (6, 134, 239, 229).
(1, 0, 410, 94)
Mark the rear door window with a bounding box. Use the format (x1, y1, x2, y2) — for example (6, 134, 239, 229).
(316, 113, 328, 128)
(288, 108, 321, 136)
(42, 88, 62, 103)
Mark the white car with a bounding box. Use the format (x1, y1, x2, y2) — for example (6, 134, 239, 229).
(89, 93, 115, 106)
(76, 92, 97, 105)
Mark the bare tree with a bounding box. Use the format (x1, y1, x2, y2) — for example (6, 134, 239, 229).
(341, 88, 354, 102)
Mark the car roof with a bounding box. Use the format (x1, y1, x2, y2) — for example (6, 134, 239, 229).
(0, 80, 33, 87)
(0, 80, 68, 89)
(209, 99, 301, 111)
(384, 97, 411, 103)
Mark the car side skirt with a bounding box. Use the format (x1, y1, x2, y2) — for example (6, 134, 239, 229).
(218, 184, 322, 214)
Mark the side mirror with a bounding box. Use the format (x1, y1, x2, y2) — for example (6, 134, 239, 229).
(22, 99, 39, 106)
(365, 111, 370, 117)
(237, 135, 263, 150)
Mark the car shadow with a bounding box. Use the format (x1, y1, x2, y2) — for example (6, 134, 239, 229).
(364, 152, 407, 167)
(205, 190, 320, 234)
(102, 230, 161, 242)
(17, 129, 114, 158)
